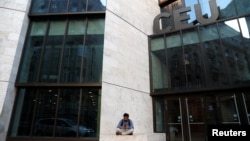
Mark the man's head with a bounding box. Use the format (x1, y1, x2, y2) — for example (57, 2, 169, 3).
(123, 113, 129, 120)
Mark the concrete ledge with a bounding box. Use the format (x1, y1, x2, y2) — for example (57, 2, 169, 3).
(100, 133, 166, 141)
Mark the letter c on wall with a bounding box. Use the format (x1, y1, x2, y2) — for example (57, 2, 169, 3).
(153, 12, 172, 34)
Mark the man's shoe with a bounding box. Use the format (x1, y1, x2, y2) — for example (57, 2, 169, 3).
(116, 132, 121, 135)
(128, 132, 133, 135)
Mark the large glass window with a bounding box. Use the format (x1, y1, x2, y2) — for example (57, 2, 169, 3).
(39, 20, 67, 82)
(151, 37, 167, 90)
(16, 18, 104, 84)
(182, 29, 205, 88)
(166, 32, 185, 89)
(200, 24, 229, 87)
(235, 0, 250, 16)
(9, 88, 101, 138)
(17, 21, 47, 83)
(150, 16, 250, 92)
(83, 18, 105, 82)
(30, 0, 106, 14)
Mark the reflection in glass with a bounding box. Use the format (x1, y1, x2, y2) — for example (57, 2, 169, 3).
(218, 95, 239, 123)
(151, 37, 168, 90)
(9, 89, 36, 137)
(79, 89, 101, 138)
(219, 19, 247, 85)
(166, 33, 185, 89)
(200, 24, 228, 87)
(186, 97, 205, 141)
(166, 99, 182, 141)
(238, 17, 250, 85)
(235, 0, 250, 16)
(39, 20, 66, 82)
(30, 0, 49, 13)
(17, 21, 47, 83)
(9, 88, 101, 138)
(60, 20, 86, 83)
(154, 98, 166, 132)
(33, 88, 58, 137)
(55, 89, 80, 137)
(68, 0, 87, 12)
(168, 124, 182, 141)
(82, 19, 104, 82)
(243, 93, 250, 124)
(49, 0, 68, 13)
(216, 0, 236, 19)
(183, 29, 205, 88)
(87, 0, 106, 11)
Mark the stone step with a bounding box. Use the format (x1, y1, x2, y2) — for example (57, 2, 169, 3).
(100, 133, 165, 141)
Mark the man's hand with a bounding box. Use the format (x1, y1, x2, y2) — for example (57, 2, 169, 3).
(122, 125, 128, 129)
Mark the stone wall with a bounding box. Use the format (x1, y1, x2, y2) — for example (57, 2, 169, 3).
(100, 0, 165, 140)
(0, 0, 30, 140)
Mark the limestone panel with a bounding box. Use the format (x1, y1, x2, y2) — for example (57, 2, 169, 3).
(103, 10, 150, 93)
(100, 83, 154, 135)
(106, 0, 160, 35)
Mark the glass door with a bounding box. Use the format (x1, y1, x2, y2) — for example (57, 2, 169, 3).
(164, 92, 243, 141)
(186, 97, 206, 141)
(166, 98, 183, 141)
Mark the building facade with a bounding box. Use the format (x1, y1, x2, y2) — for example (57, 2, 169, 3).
(150, 0, 250, 141)
(0, 0, 162, 141)
(0, 0, 250, 141)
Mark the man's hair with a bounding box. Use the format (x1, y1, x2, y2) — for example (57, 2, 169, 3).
(123, 113, 129, 117)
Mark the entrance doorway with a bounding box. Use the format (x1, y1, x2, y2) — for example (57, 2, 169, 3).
(164, 91, 250, 141)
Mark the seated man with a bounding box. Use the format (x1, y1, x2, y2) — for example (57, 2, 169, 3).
(116, 113, 134, 135)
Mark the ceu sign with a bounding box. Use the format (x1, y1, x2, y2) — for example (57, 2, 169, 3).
(153, 0, 219, 34)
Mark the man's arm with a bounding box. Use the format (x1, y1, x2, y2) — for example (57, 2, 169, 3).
(116, 119, 122, 128)
(129, 119, 134, 129)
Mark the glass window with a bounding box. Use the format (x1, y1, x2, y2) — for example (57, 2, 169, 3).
(30, 0, 50, 13)
(200, 24, 229, 87)
(150, 37, 168, 90)
(243, 93, 250, 124)
(218, 94, 239, 123)
(218, 19, 244, 85)
(79, 89, 101, 138)
(166, 98, 182, 141)
(238, 17, 250, 85)
(17, 21, 47, 83)
(9, 88, 100, 138)
(154, 98, 166, 132)
(8, 89, 36, 136)
(216, 0, 237, 19)
(17, 18, 104, 84)
(49, 0, 68, 13)
(182, 28, 205, 88)
(166, 32, 186, 89)
(82, 18, 104, 82)
(54, 89, 80, 137)
(235, 0, 250, 16)
(39, 20, 66, 82)
(60, 20, 86, 83)
(33, 88, 58, 137)
(68, 0, 87, 12)
(87, 0, 106, 11)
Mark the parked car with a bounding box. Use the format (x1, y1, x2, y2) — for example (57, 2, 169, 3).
(34, 118, 94, 137)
